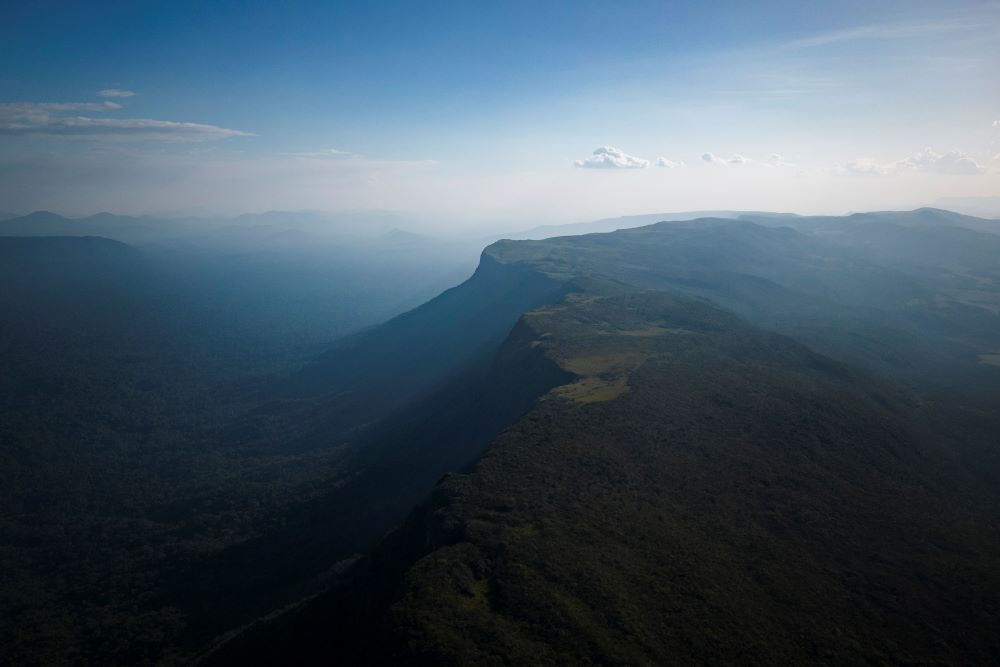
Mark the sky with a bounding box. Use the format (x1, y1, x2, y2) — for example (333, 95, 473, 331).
(2, 0, 999, 225)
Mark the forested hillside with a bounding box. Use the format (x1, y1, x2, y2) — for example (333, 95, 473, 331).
(208, 210, 1000, 666)
(0, 227, 475, 664)
(4, 209, 1000, 664)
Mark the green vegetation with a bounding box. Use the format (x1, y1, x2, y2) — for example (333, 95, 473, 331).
(0, 234, 482, 664)
(212, 290, 1000, 665)
(6, 208, 1000, 665)
(208, 210, 1000, 666)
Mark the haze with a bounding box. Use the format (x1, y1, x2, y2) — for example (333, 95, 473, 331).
(2, 0, 1000, 225)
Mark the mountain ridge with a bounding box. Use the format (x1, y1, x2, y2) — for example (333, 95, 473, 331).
(208, 286, 1000, 665)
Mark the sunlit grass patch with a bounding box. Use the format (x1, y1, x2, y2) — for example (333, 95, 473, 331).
(561, 352, 650, 376)
(553, 376, 630, 403)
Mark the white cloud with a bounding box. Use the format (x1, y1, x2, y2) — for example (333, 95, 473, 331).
(843, 148, 985, 176)
(843, 158, 888, 175)
(766, 153, 797, 168)
(3, 101, 122, 115)
(993, 120, 999, 127)
(702, 152, 752, 165)
(288, 147, 355, 158)
(896, 148, 984, 175)
(97, 89, 136, 98)
(574, 145, 649, 169)
(18, 117, 252, 140)
(656, 157, 684, 168)
(701, 152, 798, 168)
(0, 102, 120, 129)
(0, 101, 251, 141)
(784, 19, 977, 50)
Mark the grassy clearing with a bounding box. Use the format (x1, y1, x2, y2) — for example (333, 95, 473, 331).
(561, 352, 650, 376)
(553, 376, 630, 403)
(525, 294, 699, 404)
(620, 325, 695, 336)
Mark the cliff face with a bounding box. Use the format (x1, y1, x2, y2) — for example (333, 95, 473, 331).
(287, 250, 568, 399)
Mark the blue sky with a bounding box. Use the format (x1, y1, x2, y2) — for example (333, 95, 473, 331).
(2, 0, 999, 222)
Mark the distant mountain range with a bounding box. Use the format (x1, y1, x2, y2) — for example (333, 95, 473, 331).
(0, 209, 437, 248)
(931, 195, 1000, 219)
(502, 209, 801, 240)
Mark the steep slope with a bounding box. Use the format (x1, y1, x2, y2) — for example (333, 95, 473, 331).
(162, 319, 573, 652)
(155, 257, 577, 644)
(282, 251, 570, 436)
(211, 290, 1000, 665)
(0, 236, 536, 664)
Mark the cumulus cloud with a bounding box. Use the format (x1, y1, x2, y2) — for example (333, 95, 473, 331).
(765, 153, 798, 168)
(994, 120, 999, 127)
(702, 152, 754, 165)
(843, 158, 888, 175)
(97, 89, 136, 98)
(656, 157, 684, 168)
(0, 101, 251, 141)
(574, 146, 649, 169)
(844, 148, 985, 176)
(896, 148, 984, 174)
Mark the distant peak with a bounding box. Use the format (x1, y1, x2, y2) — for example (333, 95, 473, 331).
(23, 210, 67, 220)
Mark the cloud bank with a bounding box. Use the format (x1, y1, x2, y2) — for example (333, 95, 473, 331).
(845, 148, 985, 176)
(897, 148, 984, 174)
(574, 146, 649, 169)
